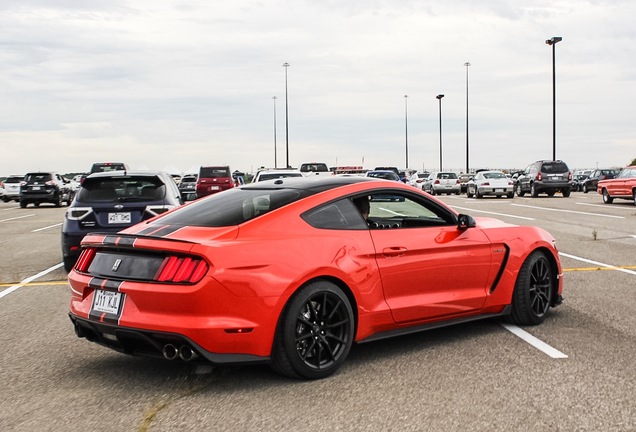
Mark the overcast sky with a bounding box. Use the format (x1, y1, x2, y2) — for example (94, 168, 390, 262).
(1, 0, 635, 176)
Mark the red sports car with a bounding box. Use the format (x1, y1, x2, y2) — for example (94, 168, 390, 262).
(68, 177, 564, 379)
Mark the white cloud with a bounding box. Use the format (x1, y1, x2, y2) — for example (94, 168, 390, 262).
(1, 0, 635, 177)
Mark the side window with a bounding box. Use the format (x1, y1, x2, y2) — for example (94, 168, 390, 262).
(302, 198, 368, 230)
(366, 191, 455, 228)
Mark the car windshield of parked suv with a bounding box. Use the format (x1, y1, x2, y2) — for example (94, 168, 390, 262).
(200, 167, 230, 178)
(157, 187, 305, 227)
(24, 173, 53, 182)
(78, 176, 166, 202)
(541, 162, 569, 173)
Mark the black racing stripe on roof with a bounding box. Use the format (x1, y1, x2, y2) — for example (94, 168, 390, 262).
(88, 278, 123, 291)
(146, 225, 182, 237)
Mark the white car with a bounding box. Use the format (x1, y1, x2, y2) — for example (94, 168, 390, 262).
(407, 172, 429, 189)
(423, 172, 461, 195)
(466, 170, 515, 198)
(252, 169, 304, 182)
(298, 162, 332, 177)
(1, 175, 25, 202)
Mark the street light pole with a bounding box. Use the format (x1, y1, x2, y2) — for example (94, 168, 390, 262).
(283, 62, 290, 168)
(464, 62, 471, 173)
(404, 95, 409, 170)
(545, 37, 562, 161)
(272, 96, 277, 168)
(436, 94, 444, 171)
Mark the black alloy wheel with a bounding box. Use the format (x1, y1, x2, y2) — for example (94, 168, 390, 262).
(271, 281, 354, 380)
(507, 251, 554, 325)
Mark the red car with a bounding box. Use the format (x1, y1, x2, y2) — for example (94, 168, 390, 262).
(597, 165, 636, 205)
(68, 177, 564, 379)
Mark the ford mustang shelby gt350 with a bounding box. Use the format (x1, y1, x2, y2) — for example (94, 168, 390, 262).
(68, 176, 563, 379)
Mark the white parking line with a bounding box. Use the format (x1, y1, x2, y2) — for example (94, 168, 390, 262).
(560, 252, 636, 276)
(0, 263, 63, 299)
(32, 223, 63, 233)
(500, 323, 568, 358)
(0, 214, 35, 223)
(511, 203, 624, 219)
(576, 202, 635, 211)
(451, 205, 535, 221)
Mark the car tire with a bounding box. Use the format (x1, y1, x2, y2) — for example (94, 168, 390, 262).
(63, 256, 75, 273)
(507, 192, 514, 199)
(467, 189, 474, 198)
(271, 280, 354, 380)
(54, 193, 62, 207)
(507, 251, 554, 326)
(19, 200, 27, 208)
(582, 184, 589, 193)
(602, 189, 613, 204)
(476, 190, 482, 199)
(515, 184, 525, 197)
(562, 189, 571, 198)
(530, 183, 539, 197)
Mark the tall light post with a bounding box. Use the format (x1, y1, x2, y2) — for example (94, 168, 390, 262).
(404, 95, 409, 170)
(272, 96, 277, 168)
(436, 94, 444, 171)
(545, 37, 562, 161)
(282, 62, 290, 168)
(464, 62, 471, 173)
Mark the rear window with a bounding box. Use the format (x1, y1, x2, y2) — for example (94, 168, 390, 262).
(78, 176, 165, 202)
(4, 177, 23, 184)
(25, 173, 52, 182)
(299, 163, 329, 173)
(157, 187, 305, 227)
(200, 167, 230, 178)
(541, 162, 569, 173)
(181, 175, 197, 183)
(90, 163, 127, 174)
(437, 172, 458, 179)
(257, 172, 303, 182)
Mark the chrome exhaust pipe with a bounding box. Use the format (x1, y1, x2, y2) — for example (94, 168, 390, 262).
(162, 344, 178, 361)
(178, 345, 199, 362)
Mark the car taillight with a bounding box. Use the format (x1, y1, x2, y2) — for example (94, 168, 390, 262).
(482, 182, 490, 186)
(45, 180, 55, 186)
(66, 207, 93, 220)
(434, 179, 440, 184)
(75, 248, 97, 272)
(536, 173, 543, 181)
(155, 256, 208, 283)
(568, 172, 572, 181)
(145, 205, 175, 217)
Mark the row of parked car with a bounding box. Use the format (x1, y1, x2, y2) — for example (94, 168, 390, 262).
(404, 160, 636, 205)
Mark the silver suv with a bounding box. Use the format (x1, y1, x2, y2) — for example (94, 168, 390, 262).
(515, 160, 572, 197)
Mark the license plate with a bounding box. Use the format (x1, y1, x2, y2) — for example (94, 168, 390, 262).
(32, 186, 41, 190)
(108, 212, 131, 224)
(495, 188, 503, 192)
(210, 185, 220, 190)
(91, 289, 122, 315)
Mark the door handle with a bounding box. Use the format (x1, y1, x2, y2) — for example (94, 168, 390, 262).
(382, 247, 408, 257)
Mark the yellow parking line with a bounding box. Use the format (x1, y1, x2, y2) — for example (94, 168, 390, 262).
(0, 281, 69, 287)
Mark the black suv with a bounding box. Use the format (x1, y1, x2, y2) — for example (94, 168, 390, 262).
(515, 160, 572, 197)
(20, 172, 74, 208)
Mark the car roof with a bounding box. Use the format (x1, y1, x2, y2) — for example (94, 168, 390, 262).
(243, 175, 373, 192)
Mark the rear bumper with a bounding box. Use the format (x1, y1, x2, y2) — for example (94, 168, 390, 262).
(69, 314, 269, 365)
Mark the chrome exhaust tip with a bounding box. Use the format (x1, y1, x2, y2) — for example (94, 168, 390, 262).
(178, 345, 199, 362)
(162, 344, 178, 361)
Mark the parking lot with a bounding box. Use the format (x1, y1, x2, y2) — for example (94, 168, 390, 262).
(0, 193, 635, 432)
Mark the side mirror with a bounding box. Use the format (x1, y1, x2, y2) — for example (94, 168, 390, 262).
(457, 214, 476, 230)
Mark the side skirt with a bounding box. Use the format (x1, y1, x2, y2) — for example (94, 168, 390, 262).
(358, 306, 511, 344)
